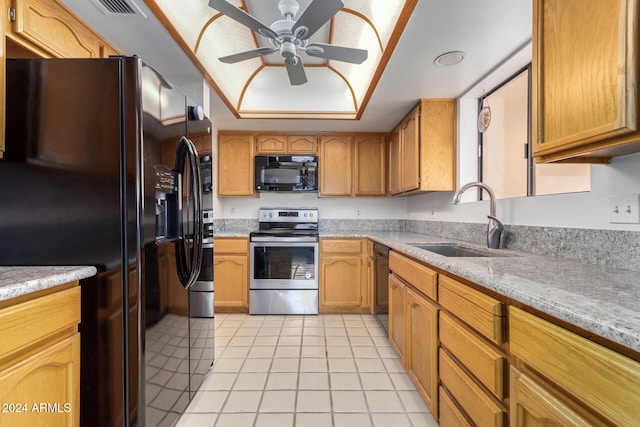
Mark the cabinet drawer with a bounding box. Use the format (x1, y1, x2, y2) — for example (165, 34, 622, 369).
(440, 349, 506, 427)
(389, 251, 437, 300)
(214, 238, 248, 254)
(510, 307, 640, 427)
(0, 286, 80, 361)
(320, 239, 361, 254)
(439, 275, 504, 344)
(439, 386, 472, 427)
(440, 312, 506, 399)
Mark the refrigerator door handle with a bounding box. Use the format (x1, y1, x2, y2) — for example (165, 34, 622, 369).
(174, 136, 204, 289)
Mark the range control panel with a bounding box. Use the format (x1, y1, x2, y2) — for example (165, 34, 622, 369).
(258, 208, 318, 224)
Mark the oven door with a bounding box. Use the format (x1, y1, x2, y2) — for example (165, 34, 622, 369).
(250, 240, 319, 290)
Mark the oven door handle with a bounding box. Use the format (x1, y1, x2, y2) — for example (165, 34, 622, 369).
(250, 236, 319, 243)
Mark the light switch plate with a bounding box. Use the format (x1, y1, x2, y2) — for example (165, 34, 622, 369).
(608, 194, 640, 223)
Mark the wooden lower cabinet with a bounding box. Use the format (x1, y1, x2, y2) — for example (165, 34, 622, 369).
(406, 287, 438, 417)
(439, 386, 472, 427)
(440, 349, 506, 427)
(388, 251, 439, 415)
(0, 284, 81, 427)
(319, 239, 368, 313)
(388, 274, 406, 364)
(509, 366, 603, 427)
(213, 238, 249, 312)
(509, 306, 640, 427)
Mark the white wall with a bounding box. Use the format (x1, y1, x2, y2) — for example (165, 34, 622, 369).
(218, 192, 407, 220)
(407, 151, 640, 231)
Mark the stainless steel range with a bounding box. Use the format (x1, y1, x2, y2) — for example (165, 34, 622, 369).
(249, 208, 319, 315)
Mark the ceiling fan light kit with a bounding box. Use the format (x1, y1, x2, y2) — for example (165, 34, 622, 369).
(208, 0, 368, 85)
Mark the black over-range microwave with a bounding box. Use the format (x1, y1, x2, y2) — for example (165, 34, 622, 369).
(255, 155, 318, 192)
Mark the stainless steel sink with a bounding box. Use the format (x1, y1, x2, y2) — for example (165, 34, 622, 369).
(410, 243, 506, 257)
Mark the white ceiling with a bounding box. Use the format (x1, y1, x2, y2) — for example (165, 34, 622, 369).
(60, 0, 532, 132)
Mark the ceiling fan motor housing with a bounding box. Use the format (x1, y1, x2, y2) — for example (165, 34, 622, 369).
(278, 0, 299, 18)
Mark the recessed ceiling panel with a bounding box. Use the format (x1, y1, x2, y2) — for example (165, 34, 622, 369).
(241, 66, 354, 114)
(145, 0, 418, 119)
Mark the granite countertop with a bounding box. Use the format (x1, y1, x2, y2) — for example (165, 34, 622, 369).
(0, 266, 97, 303)
(318, 231, 640, 354)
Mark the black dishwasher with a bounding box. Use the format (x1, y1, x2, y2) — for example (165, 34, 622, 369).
(373, 243, 390, 335)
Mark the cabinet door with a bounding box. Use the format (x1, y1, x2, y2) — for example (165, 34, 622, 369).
(388, 126, 401, 195)
(510, 306, 640, 427)
(0, 334, 80, 427)
(406, 288, 438, 416)
(10, 0, 103, 58)
(256, 135, 287, 154)
(510, 367, 604, 427)
(287, 135, 317, 154)
(319, 135, 352, 196)
(319, 255, 362, 311)
(533, 0, 639, 161)
(354, 135, 386, 196)
(400, 106, 420, 192)
(388, 274, 406, 364)
(213, 254, 249, 312)
(218, 133, 254, 196)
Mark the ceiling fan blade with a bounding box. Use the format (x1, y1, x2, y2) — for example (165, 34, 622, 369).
(306, 43, 368, 64)
(219, 47, 277, 64)
(208, 0, 278, 39)
(285, 57, 307, 85)
(291, 0, 344, 40)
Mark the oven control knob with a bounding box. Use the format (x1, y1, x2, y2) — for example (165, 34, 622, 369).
(269, 213, 273, 217)
(304, 213, 308, 217)
(310, 213, 314, 217)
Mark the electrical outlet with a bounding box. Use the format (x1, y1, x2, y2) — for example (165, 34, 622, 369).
(355, 208, 361, 217)
(608, 194, 640, 224)
(230, 207, 237, 216)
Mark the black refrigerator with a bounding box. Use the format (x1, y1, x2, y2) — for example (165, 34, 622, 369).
(0, 57, 214, 427)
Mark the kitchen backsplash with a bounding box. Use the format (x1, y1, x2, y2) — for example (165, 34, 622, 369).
(217, 219, 639, 271)
(405, 220, 640, 272)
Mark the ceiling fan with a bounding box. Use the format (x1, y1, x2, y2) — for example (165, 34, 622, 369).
(208, 0, 368, 85)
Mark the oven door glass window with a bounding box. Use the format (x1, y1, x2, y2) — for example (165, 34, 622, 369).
(251, 243, 318, 289)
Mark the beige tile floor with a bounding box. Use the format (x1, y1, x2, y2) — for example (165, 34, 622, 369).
(175, 313, 438, 427)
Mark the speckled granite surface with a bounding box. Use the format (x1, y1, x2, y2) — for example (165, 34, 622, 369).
(405, 220, 640, 271)
(0, 266, 97, 302)
(320, 231, 640, 354)
(212, 222, 640, 353)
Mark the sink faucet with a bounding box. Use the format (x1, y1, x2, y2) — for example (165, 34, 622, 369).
(451, 182, 504, 249)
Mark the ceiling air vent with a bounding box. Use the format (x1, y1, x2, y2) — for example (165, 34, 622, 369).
(91, 0, 146, 17)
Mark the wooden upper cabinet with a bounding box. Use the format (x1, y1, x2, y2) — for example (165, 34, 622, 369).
(401, 106, 420, 192)
(256, 135, 287, 154)
(218, 133, 255, 196)
(287, 135, 317, 154)
(319, 134, 353, 196)
(533, 0, 640, 162)
(390, 99, 456, 195)
(388, 126, 401, 195)
(255, 134, 317, 154)
(7, 0, 119, 59)
(354, 134, 387, 196)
